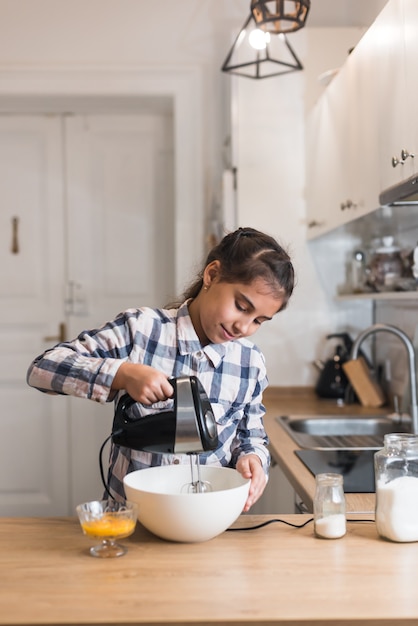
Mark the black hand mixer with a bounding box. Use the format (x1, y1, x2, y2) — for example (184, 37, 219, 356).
(111, 376, 218, 454)
(102, 376, 219, 495)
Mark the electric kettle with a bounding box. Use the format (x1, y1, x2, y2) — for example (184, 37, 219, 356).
(314, 333, 353, 399)
(111, 376, 219, 454)
(314, 332, 371, 400)
(315, 345, 348, 399)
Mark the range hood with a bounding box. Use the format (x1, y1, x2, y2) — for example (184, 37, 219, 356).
(379, 173, 418, 206)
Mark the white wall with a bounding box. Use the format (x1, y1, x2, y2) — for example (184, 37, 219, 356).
(0, 1, 385, 388)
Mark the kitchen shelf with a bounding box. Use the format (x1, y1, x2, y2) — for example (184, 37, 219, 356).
(337, 291, 418, 301)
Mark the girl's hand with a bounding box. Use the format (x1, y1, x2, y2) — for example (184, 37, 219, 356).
(112, 362, 173, 405)
(236, 454, 267, 512)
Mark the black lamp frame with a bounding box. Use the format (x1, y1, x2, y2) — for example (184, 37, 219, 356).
(221, 14, 303, 79)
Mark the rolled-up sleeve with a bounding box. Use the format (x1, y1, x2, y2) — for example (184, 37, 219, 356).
(26, 310, 137, 402)
(230, 375, 270, 473)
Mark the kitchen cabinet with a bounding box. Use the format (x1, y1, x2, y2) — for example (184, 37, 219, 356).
(306, 29, 380, 238)
(250, 461, 296, 514)
(403, 0, 418, 181)
(306, 75, 345, 236)
(376, 0, 418, 192)
(307, 0, 418, 240)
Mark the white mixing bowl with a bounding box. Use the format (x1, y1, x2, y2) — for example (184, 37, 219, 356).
(124, 465, 250, 543)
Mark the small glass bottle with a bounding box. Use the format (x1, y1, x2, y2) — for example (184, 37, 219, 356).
(314, 473, 346, 539)
(350, 249, 366, 293)
(375, 433, 418, 542)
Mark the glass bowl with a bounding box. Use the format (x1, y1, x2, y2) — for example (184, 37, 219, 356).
(76, 500, 137, 557)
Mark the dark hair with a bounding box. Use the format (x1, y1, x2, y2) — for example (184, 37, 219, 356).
(171, 227, 294, 311)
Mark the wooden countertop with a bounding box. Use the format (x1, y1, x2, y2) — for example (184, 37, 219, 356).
(4, 514, 418, 626)
(262, 387, 388, 513)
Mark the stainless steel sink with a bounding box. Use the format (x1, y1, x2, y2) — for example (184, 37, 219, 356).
(276, 414, 411, 450)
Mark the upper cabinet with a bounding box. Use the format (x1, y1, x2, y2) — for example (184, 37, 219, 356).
(376, 0, 418, 192)
(307, 0, 418, 240)
(402, 0, 418, 182)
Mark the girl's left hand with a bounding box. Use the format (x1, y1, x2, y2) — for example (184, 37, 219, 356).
(236, 454, 267, 512)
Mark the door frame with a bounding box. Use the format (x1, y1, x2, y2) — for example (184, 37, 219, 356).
(0, 66, 204, 294)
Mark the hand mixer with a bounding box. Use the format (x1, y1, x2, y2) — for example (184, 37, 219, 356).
(110, 376, 219, 493)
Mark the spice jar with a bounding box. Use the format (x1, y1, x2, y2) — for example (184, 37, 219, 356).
(313, 473, 346, 539)
(350, 249, 366, 293)
(375, 433, 418, 542)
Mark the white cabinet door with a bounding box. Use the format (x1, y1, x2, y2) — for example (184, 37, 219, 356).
(404, 0, 418, 178)
(325, 62, 356, 229)
(0, 115, 69, 516)
(307, 39, 380, 238)
(306, 69, 354, 238)
(377, 0, 417, 191)
(306, 95, 335, 236)
(346, 27, 380, 221)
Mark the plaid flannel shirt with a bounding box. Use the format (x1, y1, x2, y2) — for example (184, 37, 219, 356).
(27, 301, 270, 498)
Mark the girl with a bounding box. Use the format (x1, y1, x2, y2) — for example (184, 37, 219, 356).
(27, 227, 294, 511)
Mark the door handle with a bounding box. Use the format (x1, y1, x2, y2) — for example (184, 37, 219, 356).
(44, 322, 67, 344)
(11, 216, 19, 254)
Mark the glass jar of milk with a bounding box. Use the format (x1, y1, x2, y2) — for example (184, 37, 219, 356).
(375, 433, 418, 542)
(314, 473, 346, 539)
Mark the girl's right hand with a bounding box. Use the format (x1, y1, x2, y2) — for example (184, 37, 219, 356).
(112, 362, 174, 405)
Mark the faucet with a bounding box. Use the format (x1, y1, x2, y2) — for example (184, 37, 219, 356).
(350, 323, 418, 434)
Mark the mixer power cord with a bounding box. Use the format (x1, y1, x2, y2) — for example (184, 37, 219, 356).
(227, 517, 374, 532)
(227, 518, 314, 531)
(99, 431, 124, 500)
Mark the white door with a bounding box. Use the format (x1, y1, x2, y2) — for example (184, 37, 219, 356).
(0, 112, 174, 515)
(0, 115, 69, 516)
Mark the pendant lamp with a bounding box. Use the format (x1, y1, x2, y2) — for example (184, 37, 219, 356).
(221, 14, 303, 79)
(251, 0, 310, 34)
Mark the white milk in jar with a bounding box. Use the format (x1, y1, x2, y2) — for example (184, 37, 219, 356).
(375, 433, 418, 542)
(314, 473, 346, 539)
(376, 476, 418, 542)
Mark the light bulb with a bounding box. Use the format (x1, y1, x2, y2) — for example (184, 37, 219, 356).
(248, 28, 270, 50)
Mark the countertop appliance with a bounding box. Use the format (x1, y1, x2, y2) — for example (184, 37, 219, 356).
(295, 449, 375, 493)
(314, 333, 353, 399)
(111, 376, 218, 454)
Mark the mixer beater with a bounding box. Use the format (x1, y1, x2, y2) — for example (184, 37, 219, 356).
(182, 454, 213, 493)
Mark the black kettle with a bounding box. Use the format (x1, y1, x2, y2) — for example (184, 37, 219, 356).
(314, 333, 352, 399)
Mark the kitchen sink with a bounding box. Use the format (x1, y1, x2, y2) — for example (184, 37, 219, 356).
(276, 414, 411, 450)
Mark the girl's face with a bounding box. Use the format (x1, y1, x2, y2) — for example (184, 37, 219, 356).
(189, 262, 283, 346)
